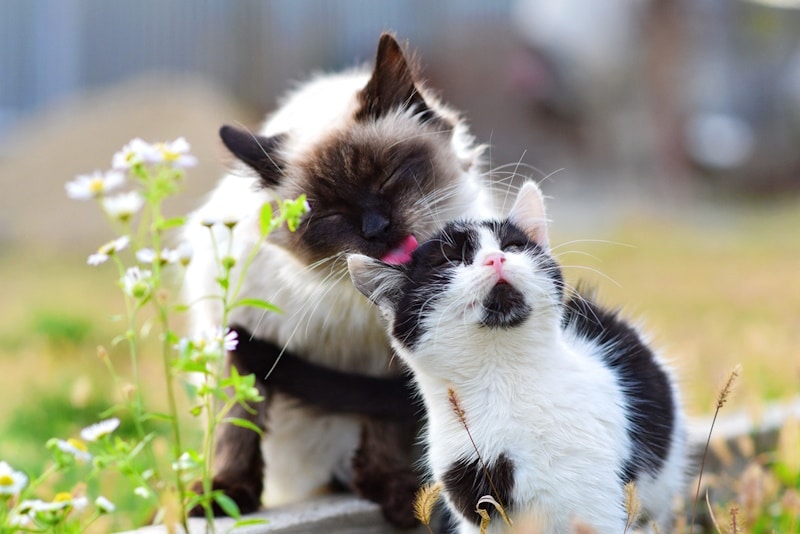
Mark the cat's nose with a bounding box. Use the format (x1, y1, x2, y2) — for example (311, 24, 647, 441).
(362, 211, 390, 239)
(483, 252, 505, 276)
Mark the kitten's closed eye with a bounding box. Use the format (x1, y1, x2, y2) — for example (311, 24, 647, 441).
(501, 240, 527, 254)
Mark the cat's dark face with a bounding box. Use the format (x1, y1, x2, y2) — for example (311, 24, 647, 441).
(218, 33, 478, 268)
(349, 182, 564, 354)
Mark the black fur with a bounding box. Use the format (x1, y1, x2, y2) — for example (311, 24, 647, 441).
(230, 325, 418, 421)
(562, 294, 675, 481)
(441, 453, 515, 527)
(219, 125, 286, 186)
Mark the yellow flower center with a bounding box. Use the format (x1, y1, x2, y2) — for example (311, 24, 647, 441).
(0, 474, 14, 486)
(89, 178, 105, 194)
(157, 143, 180, 161)
(66, 438, 87, 452)
(54, 492, 73, 503)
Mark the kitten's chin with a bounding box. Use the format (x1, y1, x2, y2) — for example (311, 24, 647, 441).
(479, 283, 531, 329)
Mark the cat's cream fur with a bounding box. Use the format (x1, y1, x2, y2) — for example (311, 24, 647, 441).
(183, 37, 494, 510)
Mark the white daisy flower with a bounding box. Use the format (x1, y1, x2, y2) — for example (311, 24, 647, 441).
(222, 328, 239, 352)
(151, 137, 197, 169)
(0, 461, 27, 495)
(112, 138, 160, 170)
(87, 235, 130, 266)
(66, 170, 124, 200)
(171, 452, 196, 472)
(55, 439, 92, 462)
(136, 247, 181, 265)
(121, 266, 153, 299)
(80, 417, 120, 442)
(7, 512, 32, 527)
(175, 242, 193, 266)
(134, 486, 151, 499)
(94, 495, 115, 514)
(102, 191, 144, 221)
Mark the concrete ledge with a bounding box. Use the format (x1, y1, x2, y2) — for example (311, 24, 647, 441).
(124, 398, 799, 533)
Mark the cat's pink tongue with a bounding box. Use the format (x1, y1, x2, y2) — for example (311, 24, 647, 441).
(382, 235, 418, 265)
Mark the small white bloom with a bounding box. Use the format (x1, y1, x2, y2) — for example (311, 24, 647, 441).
(0, 461, 28, 495)
(135, 248, 157, 264)
(152, 137, 197, 168)
(137, 247, 181, 265)
(70, 496, 89, 512)
(66, 170, 124, 200)
(102, 191, 144, 221)
(80, 417, 120, 442)
(222, 328, 238, 352)
(87, 235, 130, 266)
(18, 499, 49, 513)
(121, 266, 153, 299)
(175, 242, 193, 266)
(112, 138, 159, 170)
(94, 495, 115, 514)
(171, 452, 196, 472)
(7, 512, 32, 527)
(55, 439, 92, 462)
(134, 486, 150, 499)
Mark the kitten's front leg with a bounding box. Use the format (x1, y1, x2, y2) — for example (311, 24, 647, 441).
(190, 349, 270, 516)
(351, 419, 421, 529)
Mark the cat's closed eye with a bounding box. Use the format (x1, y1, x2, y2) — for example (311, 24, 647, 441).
(502, 240, 527, 254)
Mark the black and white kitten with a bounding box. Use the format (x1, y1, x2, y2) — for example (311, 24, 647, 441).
(183, 34, 493, 524)
(348, 182, 689, 533)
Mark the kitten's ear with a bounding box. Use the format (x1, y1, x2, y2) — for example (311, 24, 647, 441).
(508, 181, 550, 251)
(219, 125, 285, 187)
(347, 254, 406, 314)
(356, 33, 439, 125)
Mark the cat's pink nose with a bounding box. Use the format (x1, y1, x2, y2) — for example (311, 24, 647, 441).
(483, 252, 505, 276)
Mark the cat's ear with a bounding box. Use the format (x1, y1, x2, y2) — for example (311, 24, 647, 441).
(219, 125, 285, 187)
(508, 181, 550, 251)
(356, 33, 439, 126)
(347, 254, 406, 315)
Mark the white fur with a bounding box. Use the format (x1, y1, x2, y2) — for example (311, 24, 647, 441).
(183, 68, 494, 506)
(371, 221, 687, 533)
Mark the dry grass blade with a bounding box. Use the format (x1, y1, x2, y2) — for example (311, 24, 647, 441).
(623, 481, 641, 533)
(476, 494, 513, 527)
(729, 504, 740, 533)
(690, 364, 741, 534)
(476, 506, 492, 534)
(414, 481, 443, 533)
(706, 490, 723, 534)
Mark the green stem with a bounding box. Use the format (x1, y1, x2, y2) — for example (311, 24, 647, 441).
(149, 200, 189, 533)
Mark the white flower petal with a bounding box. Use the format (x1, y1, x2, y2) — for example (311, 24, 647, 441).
(95, 495, 116, 514)
(80, 417, 120, 442)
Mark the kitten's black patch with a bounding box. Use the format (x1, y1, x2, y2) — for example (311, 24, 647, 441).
(230, 326, 418, 421)
(480, 283, 531, 328)
(442, 453, 515, 526)
(356, 33, 443, 127)
(392, 222, 480, 350)
(219, 125, 285, 186)
(562, 294, 675, 481)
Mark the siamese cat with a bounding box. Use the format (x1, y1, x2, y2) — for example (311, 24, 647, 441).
(184, 33, 495, 526)
(348, 182, 689, 533)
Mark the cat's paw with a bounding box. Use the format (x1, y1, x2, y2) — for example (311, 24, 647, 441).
(188, 478, 262, 517)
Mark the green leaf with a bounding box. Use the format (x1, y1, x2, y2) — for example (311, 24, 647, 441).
(233, 519, 269, 528)
(259, 202, 274, 237)
(141, 412, 175, 423)
(213, 492, 241, 519)
(222, 417, 263, 436)
(156, 216, 187, 231)
(232, 298, 282, 314)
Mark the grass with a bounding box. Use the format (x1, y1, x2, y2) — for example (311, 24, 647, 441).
(0, 199, 798, 531)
